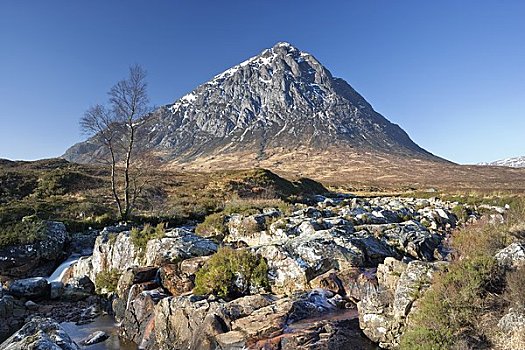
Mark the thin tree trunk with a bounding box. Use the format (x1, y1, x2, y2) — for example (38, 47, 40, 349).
(109, 143, 123, 219)
(123, 123, 135, 220)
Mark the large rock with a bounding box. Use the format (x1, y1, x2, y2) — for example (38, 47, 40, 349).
(495, 243, 525, 269)
(256, 244, 309, 294)
(67, 256, 93, 282)
(0, 294, 27, 342)
(359, 221, 442, 261)
(116, 266, 158, 299)
(498, 308, 525, 333)
(153, 294, 290, 350)
(255, 228, 389, 295)
(154, 295, 229, 350)
(0, 317, 79, 350)
(0, 221, 68, 278)
(225, 213, 280, 246)
(62, 276, 96, 301)
(120, 289, 163, 349)
(276, 318, 376, 350)
(145, 228, 218, 266)
(7, 277, 50, 299)
(151, 289, 370, 350)
(113, 267, 160, 323)
(159, 263, 195, 296)
(357, 258, 446, 348)
(68, 227, 217, 284)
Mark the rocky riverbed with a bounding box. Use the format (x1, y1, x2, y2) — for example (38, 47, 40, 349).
(0, 194, 516, 349)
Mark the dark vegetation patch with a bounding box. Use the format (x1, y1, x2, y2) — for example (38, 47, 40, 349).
(0, 218, 47, 248)
(0, 159, 325, 246)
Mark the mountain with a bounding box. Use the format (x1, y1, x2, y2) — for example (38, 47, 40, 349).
(64, 42, 446, 176)
(479, 156, 525, 168)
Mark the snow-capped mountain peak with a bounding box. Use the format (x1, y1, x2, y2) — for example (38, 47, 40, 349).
(64, 42, 441, 166)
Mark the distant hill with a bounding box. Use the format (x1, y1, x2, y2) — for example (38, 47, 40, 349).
(478, 156, 525, 168)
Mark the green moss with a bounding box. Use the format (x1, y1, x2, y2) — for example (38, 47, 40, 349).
(95, 269, 121, 294)
(193, 247, 269, 299)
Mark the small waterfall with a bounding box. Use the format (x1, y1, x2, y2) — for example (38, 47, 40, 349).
(46, 255, 82, 282)
(126, 284, 139, 311)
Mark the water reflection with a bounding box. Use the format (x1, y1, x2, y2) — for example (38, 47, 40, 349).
(61, 315, 137, 350)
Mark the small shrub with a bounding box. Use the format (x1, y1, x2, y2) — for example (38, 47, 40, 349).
(193, 247, 269, 299)
(195, 213, 227, 238)
(95, 269, 121, 294)
(131, 223, 166, 255)
(453, 222, 507, 260)
(451, 205, 469, 223)
(400, 256, 498, 350)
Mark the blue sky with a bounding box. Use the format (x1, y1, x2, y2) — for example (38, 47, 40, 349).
(1, 1, 524, 164)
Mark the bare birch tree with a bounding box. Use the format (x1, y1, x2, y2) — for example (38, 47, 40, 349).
(80, 65, 149, 221)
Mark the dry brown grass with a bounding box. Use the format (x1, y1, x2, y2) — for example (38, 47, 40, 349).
(162, 146, 525, 193)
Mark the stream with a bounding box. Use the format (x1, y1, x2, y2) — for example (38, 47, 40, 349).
(45, 255, 138, 349)
(61, 316, 137, 350)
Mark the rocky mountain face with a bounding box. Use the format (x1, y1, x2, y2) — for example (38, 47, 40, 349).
(479, 156, 525, 168)
(64, 42, 442, 168)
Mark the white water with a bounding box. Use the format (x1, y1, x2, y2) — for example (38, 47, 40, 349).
(46, 255, 138, 349)
(46, 255, 82, 282)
